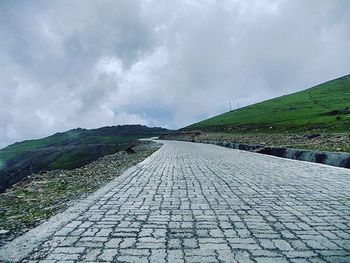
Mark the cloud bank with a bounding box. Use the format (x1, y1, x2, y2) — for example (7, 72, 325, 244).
(1, 0, 350, 147)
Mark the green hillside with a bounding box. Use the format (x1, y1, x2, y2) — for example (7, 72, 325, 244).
(185, 74, 350, 133)
(0, 125, 171, 192)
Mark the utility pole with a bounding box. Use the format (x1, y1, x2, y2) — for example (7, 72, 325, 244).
(229, 101, 232, 112)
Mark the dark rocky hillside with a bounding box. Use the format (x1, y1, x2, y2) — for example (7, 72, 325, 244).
(0, 125, 171, 193)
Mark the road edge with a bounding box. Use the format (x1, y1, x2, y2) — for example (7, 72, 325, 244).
(0, 144, 163, 262)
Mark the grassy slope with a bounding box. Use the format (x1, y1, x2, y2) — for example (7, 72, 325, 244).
(0, 125, 167, 167)
(186, 74, 350, 133)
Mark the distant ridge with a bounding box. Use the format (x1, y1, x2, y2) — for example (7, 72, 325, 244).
(0, 124, 172, 192)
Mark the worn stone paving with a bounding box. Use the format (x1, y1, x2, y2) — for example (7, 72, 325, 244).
(16, 141, 350, 262)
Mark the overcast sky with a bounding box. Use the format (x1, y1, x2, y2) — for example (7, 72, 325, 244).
(1, 0, 350, 147)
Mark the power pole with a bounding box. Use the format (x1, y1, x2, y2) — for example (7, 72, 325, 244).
(229, 101, 232, 112)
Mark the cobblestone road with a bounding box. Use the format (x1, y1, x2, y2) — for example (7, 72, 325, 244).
(10, 141, 350, 262)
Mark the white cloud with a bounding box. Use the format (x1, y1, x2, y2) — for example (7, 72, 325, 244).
(0, 0, 349, 147)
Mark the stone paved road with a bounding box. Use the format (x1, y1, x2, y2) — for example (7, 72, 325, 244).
(4, 140, 350, 262)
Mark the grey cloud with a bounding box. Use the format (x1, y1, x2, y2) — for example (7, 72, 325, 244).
(0, 0, 350, 147)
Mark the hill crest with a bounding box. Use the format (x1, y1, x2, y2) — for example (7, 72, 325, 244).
(184, 74, 350, 133)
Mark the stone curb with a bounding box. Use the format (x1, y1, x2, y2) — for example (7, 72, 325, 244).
(170, 139, 350, 169)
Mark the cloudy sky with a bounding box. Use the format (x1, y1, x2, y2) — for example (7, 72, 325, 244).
(1, 0, 350, 147)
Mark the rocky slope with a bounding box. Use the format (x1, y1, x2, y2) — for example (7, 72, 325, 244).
(0, 125, 171, 193)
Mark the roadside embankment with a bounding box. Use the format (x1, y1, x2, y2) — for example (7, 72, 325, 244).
(200, 140, 350, 169)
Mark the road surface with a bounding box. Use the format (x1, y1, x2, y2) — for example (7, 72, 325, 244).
(1, 140, 350, 262)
